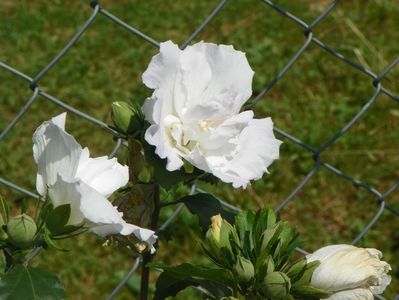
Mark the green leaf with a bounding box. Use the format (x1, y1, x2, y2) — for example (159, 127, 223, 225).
(149, 263, 234, 300)
(149, 262, 234, 285)
(180, 193, 236, 233)
(45, 204, 71, 236)
(291, 285, 331, 299)
(258, 222, 283, 257)
(235, 210, 255, 258)
(292, 260, 321, 287)
(253, 207, 278, 246)
(285, 259, 307, 283)
(0, 264, 66, 299)
(43, 233, 68, 252)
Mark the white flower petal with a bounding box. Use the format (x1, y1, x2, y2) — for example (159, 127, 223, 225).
(307, 244, 355, 263)
(142, 96, 158, 124)
(142, 41, 181, 90)
(207, 117, 281, 188)
(144, 123, 184, 171)
(48, 175, 85, 226)
(33, 113, 82, 196)
(142, 42, 184, 123)
(124, 224, 158, 254)
(189, 42, 254, 115)
(179, 44, 212, 111)
(370, 272, 391, 295)
(68, 179, 157, 249)
(326, 288, 373, 300)
(76, 147, 129, 198)
(76, 180, 132, 234)
(200, 111, 254, 150)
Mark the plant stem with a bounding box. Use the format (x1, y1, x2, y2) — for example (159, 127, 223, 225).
(140, 253, 151, 300)
(140, 183, 160, 300)
(159, 200, 181, 207)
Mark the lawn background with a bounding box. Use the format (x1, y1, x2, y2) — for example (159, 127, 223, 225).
(0, 0, 398, 299)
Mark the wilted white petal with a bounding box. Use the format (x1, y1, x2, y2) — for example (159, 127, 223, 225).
(307, 244, 391, 296)
(125, 224, 158, 254)
(326, 288, 373, 300)
(365, 248, 382, 259)
(142, 40, 281, 187)
(33, 113, 81, 196)
(370, 271, 392, 295)
(76, 147, 128, 198)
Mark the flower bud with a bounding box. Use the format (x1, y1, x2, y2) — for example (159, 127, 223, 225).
(206, 215, 236, 252)
(234, 256, 254, 283)
(7, 214, 37, 248)
(306, 244, 391, 298)
(261, 271, 291, 299)
(111, 101, 142, 134)
(207, 214, 223, 244)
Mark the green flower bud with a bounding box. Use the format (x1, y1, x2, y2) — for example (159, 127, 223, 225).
(207, 214, 223, 245)
(205, 215, 238, 267)
(206, 215, 236, 251)
(7, 214, 37, 248)
(261, 272, 291, 299)
(234, 256, 254, 283)
(111, 101, 143, 134)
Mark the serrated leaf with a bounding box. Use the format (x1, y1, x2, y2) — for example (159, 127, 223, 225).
(149, 263, 233, 300)
(0, 264, 66, 299)
(181, 193, 236, 233)
(46, 204, 71, 236)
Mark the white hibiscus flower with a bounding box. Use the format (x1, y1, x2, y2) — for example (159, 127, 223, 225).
(33, 113, 157, 253)
(142, 41, 282, 188)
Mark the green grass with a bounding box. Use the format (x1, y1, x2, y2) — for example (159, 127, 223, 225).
(1, 0, 399, 298)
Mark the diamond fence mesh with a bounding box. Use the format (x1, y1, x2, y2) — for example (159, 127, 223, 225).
(0, 0, 398, 299)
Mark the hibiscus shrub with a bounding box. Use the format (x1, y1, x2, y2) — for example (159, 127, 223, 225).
(0, 41, 391, 300)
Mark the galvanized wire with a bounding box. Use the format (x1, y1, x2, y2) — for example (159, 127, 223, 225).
(0, 0, 398, 299)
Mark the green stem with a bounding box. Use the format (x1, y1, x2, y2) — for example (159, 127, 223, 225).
(4, 250, 13, 272)
(159, 200, 181, 207)
(140, 184, 160, 300)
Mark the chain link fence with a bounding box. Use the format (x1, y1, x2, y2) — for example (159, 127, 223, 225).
(0, 0, 398, 299)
